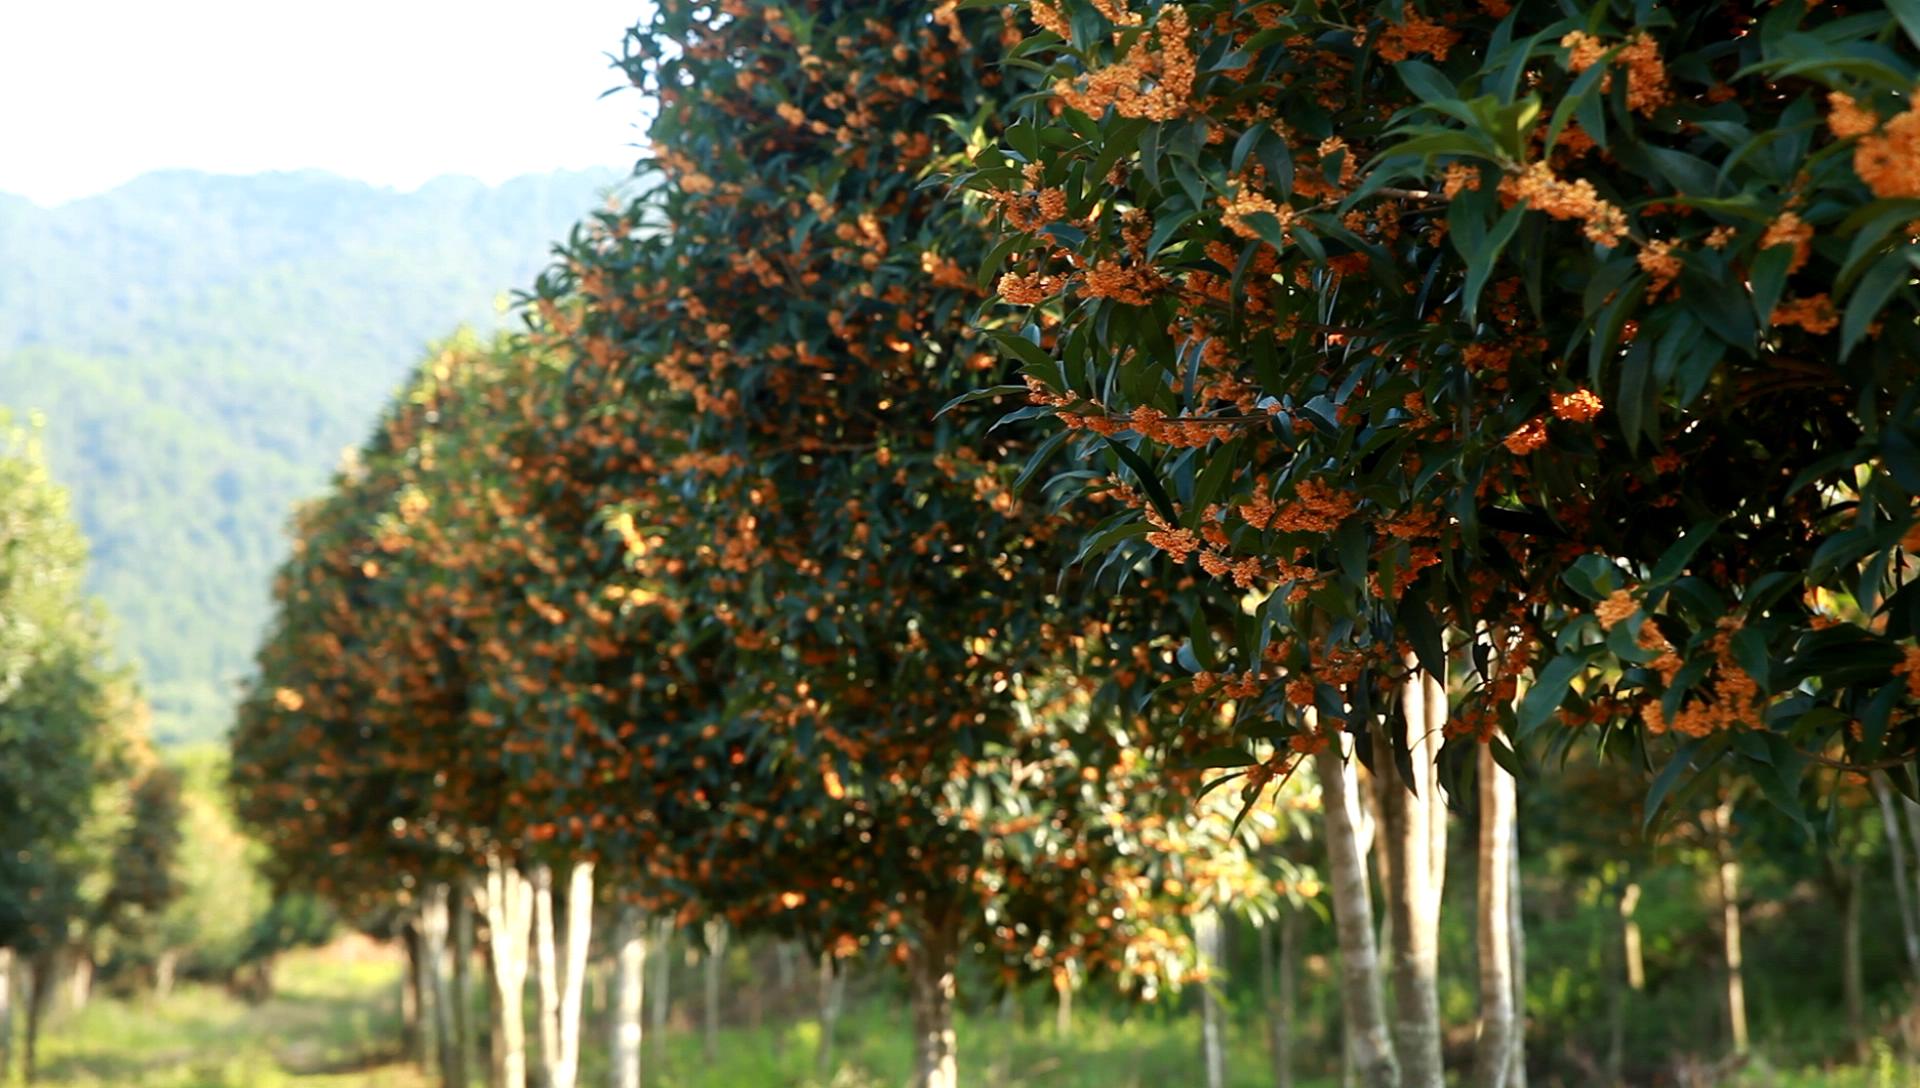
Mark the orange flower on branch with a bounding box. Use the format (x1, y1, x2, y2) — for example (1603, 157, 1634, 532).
(1376, 13, 1461, 62)
(1504, 418, 1549, 455)
(1852, 93, 1920, 199)
(1499, 162, 1628, 247)
(1759, 212, 1813, 275)
(1770, 294, 1839, 335)
(1550, 388, 1604, 423)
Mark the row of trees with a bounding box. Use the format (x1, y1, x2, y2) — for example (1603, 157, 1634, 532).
(0, 415, 196, 1082)
(232, 1, 1918, 1087)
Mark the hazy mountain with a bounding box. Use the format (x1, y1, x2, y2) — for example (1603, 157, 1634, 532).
(0, 167, 628, 744)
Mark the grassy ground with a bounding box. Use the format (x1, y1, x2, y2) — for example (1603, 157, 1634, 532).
(18, 941, 1920, 1087)
(22, 944, 423, 1088)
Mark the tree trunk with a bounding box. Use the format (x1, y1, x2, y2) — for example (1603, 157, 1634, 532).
(649, 919, 672, 1074)
(1374, 659, 1448, 1088)
(1053, 960, 1074, 1039)
(154, 949, 179, 999)
(907, 919, 960, 1088)
(404, 917, 430, 1069)
(1707, 802, 1749, 1055)
(1841, 861, 1866, 1062)
(1313, 741, 1397, 1088)
(1508, 821, 1527, 1088)
(64, 951, 91, 1013)
(0, 946, 13, 1083)
(817, 951, 845, 1082)
(1873, 773, 1920, 976)
(611, 903, 647, 1088)
(702, 918, 728, 1063)
(532, 865, 561, 1087)
(24, 951, 51, 1085)
(1195, 907, 1228, 1088)
(453, 877, 475, 1088)
(553, 861, 595, 1088)
(1262, 906, 1297, 1088)
(484, 856, 535, 1088)
(1608, 881, 1641, 1081)
(1472, 742, 1516, 1088)
(422, 883, 456, 1088)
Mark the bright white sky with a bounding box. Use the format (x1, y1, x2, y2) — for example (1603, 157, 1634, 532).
(0, 2, 650, 206)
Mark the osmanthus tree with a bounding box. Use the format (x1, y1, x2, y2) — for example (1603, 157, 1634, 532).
(514, 3, 1325, 1085)
(971, 1, 1919, 1083)
(232, 348, 508, 1088)
(0, 418, 129, 1082)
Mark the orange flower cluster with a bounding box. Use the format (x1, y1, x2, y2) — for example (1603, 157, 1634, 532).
(1828, 91, 1879, 140)
(1638, 620, 1764, 738)
(999, 270, 1064, 305)
(1550, 388, 1604, 422)
(1083, 256, 1167, 305)
(1561, 30, 1671, 117)
(1636, 239, 1682, 301)
(1851, 92, 1920, 199)
(1760, 212, 1813, 275)
(1595, 588, 1637, 630)
(1054, 6, 1194, 121)
(1442, 162, 1481, 199)
(1029, 0, 1071, 39)
(1220, 183, 1294, 246)
(1090, 0, 1142, 27)
(1504, 418, 1548, 455)
(1376, 13, 1461, 62)
(1239, 477, 1357, 533)
(1499, 162, 1629, 247)
(1770, 294, 1839, 335)
(1128, 406, 1238, 448)
(1894, 645, 1920, 700)
(1197, 548, 1267, 589)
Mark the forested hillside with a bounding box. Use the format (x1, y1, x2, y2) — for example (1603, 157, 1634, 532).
(0, 168, 624, 743)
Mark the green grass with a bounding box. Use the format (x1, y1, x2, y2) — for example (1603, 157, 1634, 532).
(20, 946, 423, 1088)
(616, 1003, 1339, 1088)
(18, 942, 1920, 1088)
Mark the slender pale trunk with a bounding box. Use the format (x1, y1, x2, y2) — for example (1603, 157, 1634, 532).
(0, 946, 13, 1082)
(1608, 882, 1642, 1080)
(1707, 802, 1748, 1054)
(1472, 743, 1516, 1088)
(1842, 862, 1866, 1061)
(64, 951, 91, 1013)
(702, 918, 728, 1063)
(422, 883, 455, 1087)
(907, 918, 960, 1088)
(452, 878, 475, 1088)
(1873, 773, 1920, 975)
(484, 856, 535, 1088)
(611, 904, 647, 1088)
(1374, 659, 1448, 1088)
(1620, 883, 1644, 993)
(1259, 905, 1305, 1088)
(1053, 961, 1074, 1039)
(649, 919, 672, 1073)
(24, 951, 50, 1085)
(1314, 741, 1397, 1088)
(1508, 822, 1527, 1088)
(1195, 907, 1228, 1088)
(817, 952, 845, 1082)
(532, 865, 562, 1084)
(155, 950, 180, 998)
(552, 861, 595, 1088)
(1262, 907, 1297, 1088)
(404, 917, 430, 1068)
